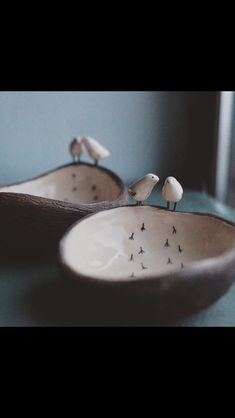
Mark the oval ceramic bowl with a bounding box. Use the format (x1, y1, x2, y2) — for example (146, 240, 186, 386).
(0, 163, 128, 259)
(59, 205, 235, 323)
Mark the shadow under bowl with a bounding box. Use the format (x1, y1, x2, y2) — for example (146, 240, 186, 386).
(59, 205, 235, 323)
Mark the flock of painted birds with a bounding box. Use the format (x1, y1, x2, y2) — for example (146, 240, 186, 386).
(70, 137, 183, 211)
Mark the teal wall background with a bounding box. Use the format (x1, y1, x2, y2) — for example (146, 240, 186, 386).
(0, 91, 217, 188)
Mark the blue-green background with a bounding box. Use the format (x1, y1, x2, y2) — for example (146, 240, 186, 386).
(0, 91, 217, 189)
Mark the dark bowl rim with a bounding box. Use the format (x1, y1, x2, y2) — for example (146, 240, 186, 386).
(58, 204, 235, 286)
(0, 161, 128, 208)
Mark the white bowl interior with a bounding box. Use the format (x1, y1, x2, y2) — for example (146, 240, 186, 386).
(0, 164, 121, 204)
(61, 206, 235, 281)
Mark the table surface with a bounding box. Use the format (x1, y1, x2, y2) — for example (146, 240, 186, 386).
(1, 190, 235, 327)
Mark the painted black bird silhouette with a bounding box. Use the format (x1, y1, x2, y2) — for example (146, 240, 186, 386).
(165, 239, 170, 248)
(167, 258, 173, 265)
(139, 247, 145, 254)
(141, 223, 146, 231)
(129, 254, 134, 262)
(129, 233, 134, 240)
(172, 226, 177, 234)
(178, 245, 183, 253)
(141, 262, 148, 270)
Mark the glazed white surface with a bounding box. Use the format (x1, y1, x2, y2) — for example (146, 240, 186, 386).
(0, 164, 121, 204)
(129, 174, 159, 203)
(162, 177, 183, 203)
(61, 206, 235, 280)
(82, 137, 110, 161)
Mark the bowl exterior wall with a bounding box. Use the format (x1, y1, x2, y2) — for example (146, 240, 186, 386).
(59, 247, 235, 324)
(0, 166, 128, 261)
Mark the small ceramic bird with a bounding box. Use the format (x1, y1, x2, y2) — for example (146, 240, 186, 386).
(82, 137, 110, 165)
(128, 174, 160, 205)
(162, 176, 183, 211)
(70, 137, 83, 163)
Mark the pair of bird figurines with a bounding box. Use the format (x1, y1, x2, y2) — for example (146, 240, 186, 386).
(70, 137, 183, 211)
(70, 137, 110, 165)
(129, 174, 183, 211)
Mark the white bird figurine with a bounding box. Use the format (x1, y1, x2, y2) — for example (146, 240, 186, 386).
(70, 137, 83, 163)
(129, 174, 160, 205)
(82, 137, 110, 165)
(162, 176, 183, 211)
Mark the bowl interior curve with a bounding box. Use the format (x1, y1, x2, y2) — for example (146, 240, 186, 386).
(61, 206, 235, 281)
(0, 164, 122, 205)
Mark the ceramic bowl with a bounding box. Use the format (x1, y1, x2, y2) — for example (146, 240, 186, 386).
(0, 163, 128, 259)
(59, 205, 235, 323)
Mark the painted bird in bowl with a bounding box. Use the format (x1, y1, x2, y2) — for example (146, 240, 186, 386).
(162, 176, 183, 211)
(129, 174, 160, 205)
